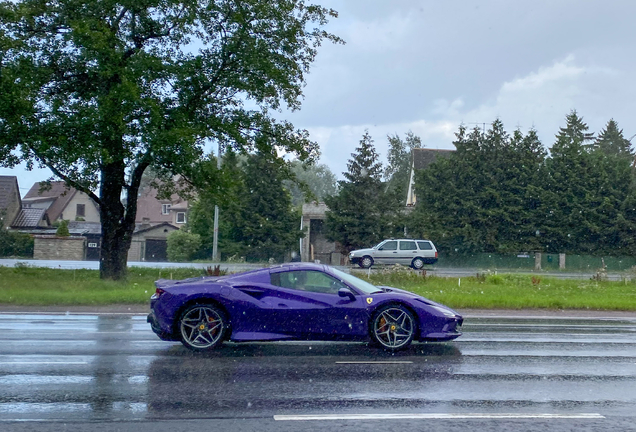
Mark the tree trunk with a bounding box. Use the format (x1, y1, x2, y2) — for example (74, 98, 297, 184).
(99, 161, 134, 280)
(98, 157, 149, 280)
(100, 217, 134, 280)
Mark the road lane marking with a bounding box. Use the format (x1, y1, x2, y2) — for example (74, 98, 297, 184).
(335, 361, 413, 364)
(274, 413, 605, 421)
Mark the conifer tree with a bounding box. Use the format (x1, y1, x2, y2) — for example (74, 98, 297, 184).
(237, 151, 301, 262)
(593, 119, 634, 159)
(325, 131, 394, 252)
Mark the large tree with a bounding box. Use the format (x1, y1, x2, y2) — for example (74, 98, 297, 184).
(325, 131, 397, 253)
(284, 160, 338, 207)
(410, 120, 547, 255)
(0, 0, 340, 279)
(384, 131, 422, 203)
(593, 119, 634, 159)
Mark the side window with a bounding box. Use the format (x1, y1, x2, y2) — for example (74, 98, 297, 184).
(399, 241, 417, 250)
(270, 271, 346, 294)
(379, 241, 397, 251)
(418, 241, 433, 250)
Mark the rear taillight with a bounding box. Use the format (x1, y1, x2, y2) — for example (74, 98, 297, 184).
(435, 251, 438, 258)
(151, 288, 165, 299)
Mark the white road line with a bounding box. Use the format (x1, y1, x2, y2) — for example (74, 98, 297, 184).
(274, 413, 605, 421)
(335, 361, 413, 364)
(0, 362, 88, 365)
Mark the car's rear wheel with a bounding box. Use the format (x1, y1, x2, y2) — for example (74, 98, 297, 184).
(360, 256, 374, 268)
(179, 304, 227, 351)
(411, 257, 425, 269)
(370, 305, 416, 350)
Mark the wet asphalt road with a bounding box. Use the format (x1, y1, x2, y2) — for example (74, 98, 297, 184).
(0, 312, 635, 431)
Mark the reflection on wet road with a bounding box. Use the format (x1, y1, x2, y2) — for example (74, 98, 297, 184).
(0, 312, 635, 430)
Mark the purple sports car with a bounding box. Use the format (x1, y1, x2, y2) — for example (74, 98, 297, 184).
(147, 262, 462, 351)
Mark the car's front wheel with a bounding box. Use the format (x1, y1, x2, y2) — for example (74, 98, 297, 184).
(411, 257, 425, 269)
(370, 305, 416, 350)
(359, 256, 374, 268)
(178, 304, 227, 351)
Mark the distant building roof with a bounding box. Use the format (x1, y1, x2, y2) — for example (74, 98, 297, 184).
(11, 207, 48, 228)
(133, 221, 178, 235)
(412, 148, 454, 170)
(23, 181, 77, 221)
(0, 176, 19, 210)
(68, 221, 102, 235)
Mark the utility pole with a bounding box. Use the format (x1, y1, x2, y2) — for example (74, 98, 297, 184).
(212, 142, 222, 261)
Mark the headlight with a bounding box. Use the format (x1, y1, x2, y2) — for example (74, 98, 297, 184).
(430, 305, 457, 318)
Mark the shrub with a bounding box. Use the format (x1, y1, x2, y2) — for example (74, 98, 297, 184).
(167, 230, 202, 262)
(56, 220, 70, 237)
(0, 230, 34, 258)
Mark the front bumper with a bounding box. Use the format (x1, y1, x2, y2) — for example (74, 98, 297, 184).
(349, 256, 362, 265)
(419, 316, 463, 341)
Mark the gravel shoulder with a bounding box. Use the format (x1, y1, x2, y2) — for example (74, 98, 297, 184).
(0, 304, 634, 319)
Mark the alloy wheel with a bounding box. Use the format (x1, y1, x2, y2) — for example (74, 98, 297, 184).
(373, 307, 414, 349)
(180, 305, 225, 349)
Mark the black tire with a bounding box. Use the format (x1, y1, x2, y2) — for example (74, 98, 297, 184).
(411, 257, 425, 269)
(370, 304, 416, 351)
(359, 256, 374, 268)
(178, 303, 227, 351)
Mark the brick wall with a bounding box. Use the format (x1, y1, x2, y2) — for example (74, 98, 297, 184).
(34, 235, 86, 261)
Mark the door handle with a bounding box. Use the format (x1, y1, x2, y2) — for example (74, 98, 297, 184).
(278, 303, 289, 308)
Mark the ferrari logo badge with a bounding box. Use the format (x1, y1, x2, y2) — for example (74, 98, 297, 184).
(366, 297, 373, 304)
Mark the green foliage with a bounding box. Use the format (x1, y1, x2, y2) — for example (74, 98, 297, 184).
(593, 119, 634, 158)
(284, 160, 338, 207)
(409, 113, 636, 257)
(167, 230, 202, 262)
(2, 265, 636, 310)
(237, 151, 302, 262)
(0, 0, 340, 279)
(55, 220, 70, 237)
(189, 147, 302, 262)
(384, 131, 422, 203)
(0, 230, 34, 257)
(410, 119, 547, 254)
(325, 131, 401, 253)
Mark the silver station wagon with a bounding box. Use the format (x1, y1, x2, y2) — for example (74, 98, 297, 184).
(349, 239, 439, 269)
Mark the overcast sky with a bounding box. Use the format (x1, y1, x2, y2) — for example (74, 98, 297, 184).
(3, 0, 636, 194)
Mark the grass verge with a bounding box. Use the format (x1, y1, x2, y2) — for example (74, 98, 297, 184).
(1, 265, 635, 310)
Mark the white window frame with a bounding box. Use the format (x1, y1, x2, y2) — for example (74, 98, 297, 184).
(161, 204, 171, 215)
(176, 212, 186, 224)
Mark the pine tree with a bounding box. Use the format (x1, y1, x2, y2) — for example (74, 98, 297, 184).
(325, 131, 395, 252)
(593, 119, 634, 159)
(543, 111, 597, 253)
(188, 149, 247, 259)
(236, 151, 301, 262)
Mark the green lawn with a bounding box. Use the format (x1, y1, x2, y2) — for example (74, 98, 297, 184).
(1, 265, 635, 310)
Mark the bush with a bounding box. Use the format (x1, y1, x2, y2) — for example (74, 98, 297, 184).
(56, 220, 70, 237)
(167, 230, 202, 262)
(0, 230, 34, 258)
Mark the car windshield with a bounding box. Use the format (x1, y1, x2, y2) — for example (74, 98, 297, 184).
(373, 241, 386, 249)
(331, 268, 383, 295)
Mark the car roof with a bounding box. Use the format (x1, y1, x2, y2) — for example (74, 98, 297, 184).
(382, 238, 433, 242)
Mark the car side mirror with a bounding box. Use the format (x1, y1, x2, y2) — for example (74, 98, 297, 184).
(338, 287, 355, 301)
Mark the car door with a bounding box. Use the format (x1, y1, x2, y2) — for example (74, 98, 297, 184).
(374, 240, 398, 264)
(397, 240, 418, 265)
(268, 269, 369, 338)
